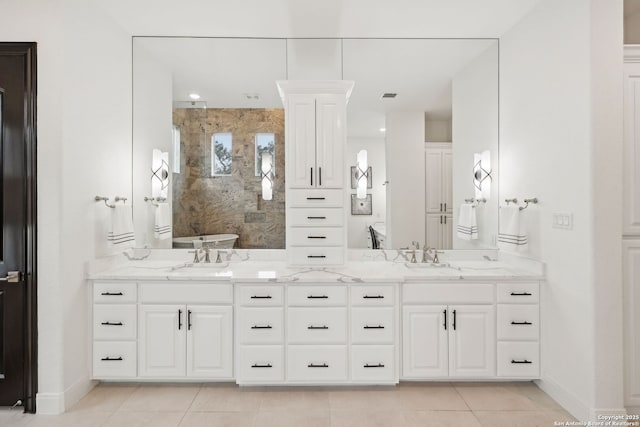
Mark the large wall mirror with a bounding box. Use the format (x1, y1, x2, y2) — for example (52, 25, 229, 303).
(132, 37, 499, 250)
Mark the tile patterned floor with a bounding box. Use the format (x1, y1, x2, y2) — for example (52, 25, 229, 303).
(0, 382, 577, 427)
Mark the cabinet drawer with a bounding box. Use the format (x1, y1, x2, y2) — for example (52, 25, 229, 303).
(497, 305, 539, 341)
(288, 285, 347, 306)
(351, 285, 395, 306)
(238, 345, 284, 382)
(497, 283, 539, 304)
(351, 308, 394, 344)
(287, 345, 348, 382)
(139, 283, 233, 304)
(289, 189, 344, 208)
(403, 283, 494, 304)
(497, 342, 540, 378)
(238, 308, 284, 344)
(288, 247, 344, 266)
(288, 307, 347, 344)
(238, 285, 283, 306)
(94, 282, 137, 304)
(93, 305, 137, 340)
(351, 345, 395, 382)
(289, 208, 344, 227)
(289, 227, 344, 247)
(93, 341, 136, 378)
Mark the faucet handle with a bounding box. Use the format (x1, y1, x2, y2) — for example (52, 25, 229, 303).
(203, 247, 211, 263)
(188, 249, 201, 263)
(215, 250, 228, 263)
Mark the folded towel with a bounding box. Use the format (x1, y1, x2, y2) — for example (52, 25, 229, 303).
(107, 205, 136, 250)
(154, 203, 172, 240)
(457, 203, 478, 241)
(498, 205, 528, 252)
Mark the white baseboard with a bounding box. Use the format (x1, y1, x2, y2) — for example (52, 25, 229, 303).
(64, 376, 96, 411)
(35, 377, 96, 414)
(536, 376, 590, 421)
(626, 406, 640, 415)
(35, 393, 65, 415)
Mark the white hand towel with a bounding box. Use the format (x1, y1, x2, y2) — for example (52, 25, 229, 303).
(457, 203, 478, 241)
(154, 203, 172, 240)
(107, 205, 136, 250)
(498, 205, 528, 252)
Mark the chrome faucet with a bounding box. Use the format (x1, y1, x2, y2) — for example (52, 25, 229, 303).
(189, 249, 202, 263)
(216, 250, 228, 263)
(422, 246, 434, 263)
(410, 250, 417, 263)
(203, 247, 211, 263)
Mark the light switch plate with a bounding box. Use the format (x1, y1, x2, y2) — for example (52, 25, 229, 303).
(552, 213, 573, 230)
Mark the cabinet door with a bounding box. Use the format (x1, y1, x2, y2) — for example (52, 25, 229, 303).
(624, 64, 640, 234)
(624, 240, 640, 407)
(139, 304, 185, 377)
(425, 149, 443, 213)
(448, 305, 495, 378)
(316, 94, 345, 188)
(402, 306, 448, 378)
(426, 214, 443, 249)
(287, 94, 317, 188)
(442, 214, 453, 250)
(186, 305, 233, 378)
(442, 150, 453, 212)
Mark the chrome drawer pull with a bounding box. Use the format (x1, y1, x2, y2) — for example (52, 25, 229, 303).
(307, 255, 326, 259)
(250, 295, 272, 299)
(511, 321, 533, 325)
(101, 292, 123, 296)
(307, 295, 328, 299)
(308, 325, 329, 330)
(511, 359, 532, 364)
(251, 363, 272, 368)
(308, 363, 329, 368)
(364, 363, 385, 368)
(363, 325, 385, 329)
(101, 321, 123, 326)
(101, 356, 123, 361)
(510, 292, 532, 296)
(307, 216, 326, 219)
(251, 325, 273, 329)
(363, 295, 384, 299)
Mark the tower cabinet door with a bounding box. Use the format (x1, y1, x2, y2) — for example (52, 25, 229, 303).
(315, 94, 345, 188)
(138, 304, 186, 377)
(287, 94, 317, 188)
(425, 150, 444, 213)
(442, 214, 453, 250)
(186, 305, 233, 378)
(624, 63, 640, 234)
(442, 150, 453, 213)
(402, 305, 448, 378)
(448, 305, 495, 378)
(426, 214, 443, 249)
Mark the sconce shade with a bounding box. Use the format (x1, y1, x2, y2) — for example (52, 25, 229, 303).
(152, 149, 170, 199)
(356, 149, 368, 199)
(473, 150, 492, 200)
(261, 152, 274, 201)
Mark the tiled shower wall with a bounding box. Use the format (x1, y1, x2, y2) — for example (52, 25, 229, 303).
(172, 108, 285, 249)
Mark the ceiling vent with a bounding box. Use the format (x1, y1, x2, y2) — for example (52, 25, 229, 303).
(381, 93, 397, 99)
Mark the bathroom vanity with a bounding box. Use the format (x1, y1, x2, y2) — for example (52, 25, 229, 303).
(88, 251, 543, 386)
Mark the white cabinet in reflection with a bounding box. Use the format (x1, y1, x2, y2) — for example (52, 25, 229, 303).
(425, 144, 453, 249)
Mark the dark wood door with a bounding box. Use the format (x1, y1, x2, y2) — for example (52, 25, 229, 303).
(0, 43, 37, 412)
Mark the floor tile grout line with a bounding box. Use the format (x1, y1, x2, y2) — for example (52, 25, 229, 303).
(178, 383, 205, 424)
(111, 383, 141, 414)
(450, 382, 473, 412)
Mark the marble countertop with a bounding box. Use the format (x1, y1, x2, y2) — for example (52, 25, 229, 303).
(88, 252, 544, 283)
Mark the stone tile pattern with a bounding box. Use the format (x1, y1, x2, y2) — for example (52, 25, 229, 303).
(172, 108, 286, 249)
(1, 382, 581, 427)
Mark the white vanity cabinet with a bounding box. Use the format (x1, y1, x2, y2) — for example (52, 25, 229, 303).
(92, 281, 233, 381)
(402, 283, 496, 379)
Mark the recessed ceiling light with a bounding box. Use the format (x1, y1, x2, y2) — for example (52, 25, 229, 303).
(381, 93, 397, 99)
(379, 127, 386, 132)
(189, 93, 200, 100)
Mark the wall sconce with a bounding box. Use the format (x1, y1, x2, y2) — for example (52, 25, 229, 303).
(261, 152, 274, 201)
(473, 150, 492, 200)
(356, 149, 369, 199)
(151, 149, 169, 199)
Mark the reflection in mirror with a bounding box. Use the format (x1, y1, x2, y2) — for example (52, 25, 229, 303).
(132, 37, 498, 251)
(342, 39, 499, 250)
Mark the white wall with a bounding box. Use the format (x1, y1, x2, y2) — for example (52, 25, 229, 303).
(0, 0, 131, 414)
(132, 43, 173, 248)
(425, 119, 452, 142)
(346, 137, 386, 247)
(500, 0, 623, 420)
(625, 11, 640, 44)
(451, 44, 499, 250)
(385, 112, 425, 249)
